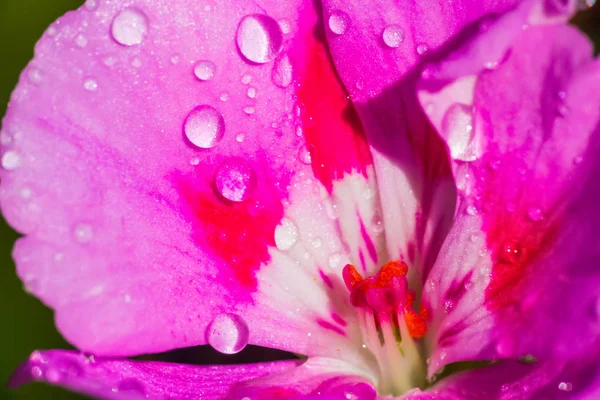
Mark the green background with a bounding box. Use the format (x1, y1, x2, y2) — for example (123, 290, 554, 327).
(0, 1, 598, 399)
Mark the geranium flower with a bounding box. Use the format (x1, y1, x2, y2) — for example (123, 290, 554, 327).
(2, 0, 600, 398)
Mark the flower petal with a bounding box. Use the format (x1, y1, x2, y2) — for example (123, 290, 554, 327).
(320, 0, 523, 285)
(418, 16, 600, 372)
(0, 0, 379, 360)
(9, 350, 298, 400)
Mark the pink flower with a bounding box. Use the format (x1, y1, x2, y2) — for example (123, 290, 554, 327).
(2, 0, 600, 398)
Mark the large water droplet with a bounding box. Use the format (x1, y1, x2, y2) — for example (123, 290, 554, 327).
(382, 25, 404, 48)
(183, 105, 225, 149)
(416, 43, 429, 55)
(1, 151, 22, 170)
(74, 223, 94, 243)
(558, 382, 572, 392)
(272, 54, 293, 88)
(328, 10, 349, 35)
(214, 158, 258, 202)
(298, 144, 315, 164)
(111, 8, 148, 46)
(442, 103, 481, 161)
(236, 14, 283, 64)
(206, 313, 249, 354)
(194, 60, 216, 81)
(274, 218, 299, 251)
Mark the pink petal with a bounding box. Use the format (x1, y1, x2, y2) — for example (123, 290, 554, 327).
(9, 349, 298, 400)
(0, 0, 379, 360)
(320, 0, 522, 287)
(418, 10, 600, 373)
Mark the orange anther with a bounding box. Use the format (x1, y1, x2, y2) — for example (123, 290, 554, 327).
(377, 261, 408, 286)
(342, 264, 364, 290)
(404, 308, 427, 339)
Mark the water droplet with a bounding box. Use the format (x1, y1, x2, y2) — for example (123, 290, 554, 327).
(111, 8, 148, 46)
(247, 87, 256, 98)
(500, 241, 525, 264)
(558, 382, 572, 392)
(527, 207, 543, 221)
(328, 10, 349, 35)
(236, 14, 283, 64)
(579, 0, 596, 10)
(189, 157, 200, 166)
(194, 60, 216, 81)
(28, 68, 43, 84)
(328, 253, 343, 269)
(206, 313, 249, 354)
(278, 19, 292, 34)
(2, 151, 22, 170)
(442, 103, 480, 161)
(214, 158, 258, 202)
(241, 74, 252, 84)
(74, 223, 93, 243)
(235, 133, 245, 143)
(220, 92, 230, 102)
(416, 43, 429, 55)
(75, 34, 88, 48)
(274, 218, 299, 251)
(31, 366, 43, 379)
(170, 54, 180, 64)
(382, 25, 404, 48)
(466, 205, 478, 216)
(183, 105, 225, 149)
(298, 144, 315, 164)
(270, 55, 294, 89)
(117, 378, 146, 395)
(311, 237, 323, 248)
(83, 78, 98, 91)
(243, 106, 255, 115)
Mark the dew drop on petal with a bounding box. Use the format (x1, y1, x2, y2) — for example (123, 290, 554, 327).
(558, 382, 572, 392)
(1, 151, 22, 171)
(278, 19, 292, 34)
(243, 106, 255, 115)
(247, 87, 256, 98)
(235, 133, 245, 143)
(194, 60, 216, 81)
(183, 105, 225, 149)
(298, 144, 315, 164)
(465, 205, 478, 216)
(527, 207, 543, 221)
(85, 0, 98, 10)
(382, 25, 404, 48)
(220, 92, 230, 102)
(274, 218, 299, 251)
(189, 157, 200, 166)
(442, 103, 481, 161)
(328, 10, 349, 35)
(416, 43, 429, 55)
(83, 78, 98, 91)
(328, 253, 343, 269)
(236, 14, 283, 64)
(311, 237, 323, 248)
(206, 313, 249, 354)
(74, 223, 94, 243)
(272, 54, 293, 88)
(111, 8, 148, 47)
(75, 34, 88, 48)
(214, 158, 258, 202)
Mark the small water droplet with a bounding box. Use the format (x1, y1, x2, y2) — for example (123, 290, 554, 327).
(328, 253, 343, 269)
(558, 382, 572, 392)
(189, 157, 200, 166)
(183, 105, 225, 149)
(274, 218, 299, 251)
(1, 151, 22, 170)
(74, 223, 94, 243)
(31, 366, 43, 379)
(220, 92, 230, 102)
(328, 10, 349, 35)
(85, 0, 98, 10)
(236, 14, 283, 64)
(206, 313, 249, 354)
(117, 378, 146, 395)
(311, 237, 323, 248)
(111, 8, 148, 47)
(416, 43, 429, 55)
(243, 106, 255, 115)
(83, 78, 98, 91)
(235, 133, 246, 143)
(241, 74, 252, 84)
(527, 207, 543, 221)
(425, 280, 437, 293)
(170, 54, 180, 64)
(75, 34, 88, 48)
(442, 103, 480, 161)
(272, 54, 293, 88)
(247, 87, 257, 98)
(382, 25, 404, 48)
(214, 158, 258, 202)
(298, 144, 315, 164)
(103, 56, 116, 67)
(28, 68, 43, 84)
(194, 60, 216, 81)
(500, 241, 524, 264)
(466, 205, 478, 216)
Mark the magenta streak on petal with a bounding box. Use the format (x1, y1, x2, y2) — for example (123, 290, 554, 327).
(443, 271, 473, 305)
(319, 269, 334, 289)
(317, 319, 346, 336)
(359, 250, 367, 274)
(359, 217, 378, 264)
(331, 313, 348, 327)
